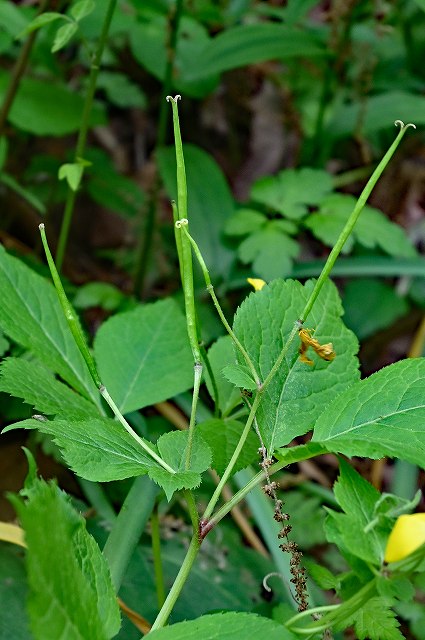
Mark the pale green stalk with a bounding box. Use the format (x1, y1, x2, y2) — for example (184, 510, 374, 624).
(151, 503, 166, 608)
(39, 224, 176, 475)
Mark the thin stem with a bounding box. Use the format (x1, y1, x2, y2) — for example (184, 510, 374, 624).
(180, 223, 261, 386)
(185, 363, 202, 469)
(300, 120, 415, 323)
(151, 503, 166, 609)
(77, 478, 116, 524)
(201, 393, 262, 523)
(99, 386, 176, 474)
(56, 0, 118, 271)
(103, 475, 158, 590)
(208, 444, 329, 530)
(0, 0, 50, 134)
(150, 533, 200, 631)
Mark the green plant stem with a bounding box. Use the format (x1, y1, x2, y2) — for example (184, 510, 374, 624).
(103, 476, 158, 590)
(181, 223, 261, 386)
(56, 0, 118, 271)
(77, 478, 117, 524)
(99, 386, 176, 474)
(0, 0, 50, 134)
(208, 444, 328, 530)
(151, 503, 166, 609)
(185, 362, 202, 469)
(202, 393, 262, 522)
(150, 533, 200, 631)
(300, 120, 415, 323)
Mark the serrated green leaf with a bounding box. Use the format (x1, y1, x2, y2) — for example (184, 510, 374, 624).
(224, 209, 267, 236)
(252, 168, 333, 219)
(94, 298, 193, 414)
(222, 363, 257, 390)
(312, 359, 425, 468)
(377, 575, 415, 602)
(198, 418, 258, 476)
(0, 245, 99, 405)
(305, 194, 416, 258)
(157, 144, 234, 277)
(70, 0, 95, 21)
(147, 611, 296, 639)
(148, 430, 212, 500)
(13, 478, 120, 640)
(238, 227, 299, 280)
(305, 561, 339, 590)
(233, 279, 359, 451)
(58, 162, 83, 191)
(340, 597, 403, 640)
(0, 357, 98, 418)
(52, 21, 78, 52)
(325, 460, 386, 564)
(204, 336, 242, 415)
(4, 417, 157, 482)
(0, 72, 105, 136)
(183, 23, 325, 81)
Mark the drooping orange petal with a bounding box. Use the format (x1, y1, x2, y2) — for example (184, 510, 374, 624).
(385, 513, 425, 562)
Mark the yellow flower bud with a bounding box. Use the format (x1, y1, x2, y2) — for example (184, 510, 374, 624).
(384, 513, 425, 563)
(247, 278, 266, 291)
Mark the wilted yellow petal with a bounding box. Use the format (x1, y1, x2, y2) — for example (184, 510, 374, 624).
(0, 522, 26, 548)
(247, 278, 266, 291)
(384, 513, 425, 562)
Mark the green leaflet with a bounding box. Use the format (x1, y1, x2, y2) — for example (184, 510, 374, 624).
(4, 417, 157, 482)
(149, 430, 211, 500)
(0, 357, 99, 418)
(147, 611, 296, 639)
(204, 336, 242, 415)
(0, 245, 100, 405)
(312, 358, 425, 467)
(12, 478, 120, 640)
(233, 279, 359, 451)
(94, 298, 194, 414)
(337, 597, 403, 640)
(198, 418, 258, 476)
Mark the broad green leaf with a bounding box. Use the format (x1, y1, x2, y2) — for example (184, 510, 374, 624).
(305, 194, 416, 258)
(0, 73, 105, 136)
(204, 336, 242, 415)
(343, 279, 409, 339)
(52, 21, 78, 52)
(70, 0, 95, 21)
(198, 418, 258, 476)
(96, 71, 146, 108)
(183, 23, 325, 81)
(0, 543, 30, 640)
(338, 597, 403, 640)
(17, 12, 63, 38)
(252, 168, 333, 219)
(312, 359, 425, 467)
(233, 279, 359, 451)
(58, 162, 84, 191)
(0, 245, 99, 405)
(94, 298, 193, 414)
(224, 208, 267, 236)
(4, 417, 157, 482)
(377, 575, 415, 602)
(330, 91, 425, 138)
(148, 430, 211, 500)
(238, 226, 299, 280)
(157, 144, 234, 277)
(0, 328, 9, 357)
(0, 0, 29, 37)
(12, 478, 120, 640)
(222, 363, 257, 390)
(147, 611, 296, 639)
(325, 460, 386, 564)
(306, 562, 339, 590)
(73, 282, 127, 312)
(0, 358, 98, 418)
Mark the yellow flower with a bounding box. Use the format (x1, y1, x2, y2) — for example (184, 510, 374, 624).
(247, 278, 266, 291)
(384, 513, 425, 562)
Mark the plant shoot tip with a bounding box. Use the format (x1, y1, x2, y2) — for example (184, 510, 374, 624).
(39, 223, 45, 230)
(175, 218, 188, 228)
(394, 119, 416, 130)
(166, 95, 181, 103)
